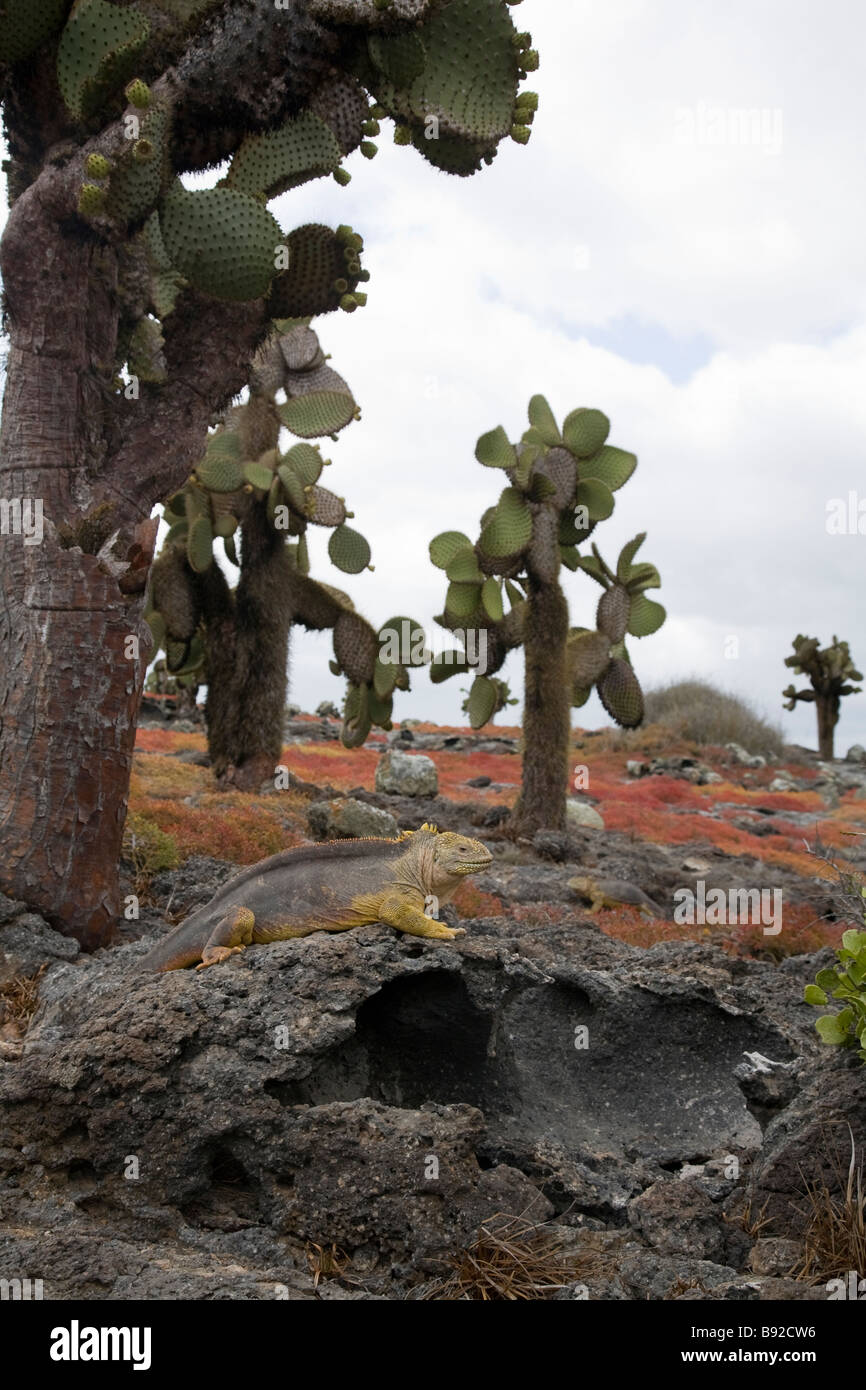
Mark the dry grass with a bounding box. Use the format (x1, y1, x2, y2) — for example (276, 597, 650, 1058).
(793, 1128, 866, 1284)
(421, 1213, 582, 1300)
(306, 1241, 351, 1289)
(0, 963, 47, 1038)
(641, 680, 785, 757)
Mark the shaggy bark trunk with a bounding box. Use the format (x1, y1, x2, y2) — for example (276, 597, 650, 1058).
(510, 578, 571, 835)
(201, 508, 294, 789)
(0, 217, 154, 947)
(0, 175, 266, 943)
(816, 693, 839, 761)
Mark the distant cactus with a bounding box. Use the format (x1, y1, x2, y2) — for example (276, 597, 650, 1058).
(430, 396, 665, 833)
(146, 322, 421, 785)
(782, 635, 862, 760)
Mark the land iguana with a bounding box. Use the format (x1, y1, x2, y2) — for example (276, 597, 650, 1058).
(141, 825, 492, 972)
(567, 874, 663, 919)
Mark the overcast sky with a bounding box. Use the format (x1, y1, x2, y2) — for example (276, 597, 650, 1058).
(2, 0, 865, 750)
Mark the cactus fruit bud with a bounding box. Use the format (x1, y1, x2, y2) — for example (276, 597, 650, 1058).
(357, 269, 371, 282)
(393, 125, 412, 146)
(516, 91, 539, 112)
(353, 291, 367, 306)
(85, 153, 112, 179)
(360, 141, 378, 159)
(333, 167, 352, 185)
(340, 293, 358, 312)
(78, 183, 107, 215)
(511, 125, 531, 144)
(362, 119, 380, 137)
(333, 278, 349, 293)
(125, 78, 151, 109)
(521, 49, 540, 71)
(370, 104, 386, 119)
(132, 138, 153, 162)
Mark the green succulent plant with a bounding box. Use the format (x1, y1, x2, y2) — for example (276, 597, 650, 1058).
(430, 395, 665, 833)
(805, 922, 866, 1063)
(145, 322, 420, 780)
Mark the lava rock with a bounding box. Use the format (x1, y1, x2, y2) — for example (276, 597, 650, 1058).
(375, 750, 438, 798)
(307, 797, 399, 842)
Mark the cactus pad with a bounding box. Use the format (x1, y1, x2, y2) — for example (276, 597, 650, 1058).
(475, 424, 516, 470)
(597, 584, 631, 643)
(465, 674, 498, 728)
(478, 487, 532, 558)
(333, 611, 378, 684)
(562, 408, 610, 458)
(359, 0, 526, 174)
(269, 224, 364, 318)
(304, 485, 348, 527)
(225, 113, 342, 199)
(105, 100, 172, 225)
(430, 531, 473, 569)
(582, 445, 637, 492)
(328, 524, 371, 573)
(186, 515, 214, 574)
(0, 0, 68, 65)
(150, 546, 200, 640)
(567, 629, 612, 688)
(597, 657, 644, 728)
(342, 682, 372, 748)
(57, 0, 150, 119)
(160, 185, 284, 302)
(278, 391, 356, 439)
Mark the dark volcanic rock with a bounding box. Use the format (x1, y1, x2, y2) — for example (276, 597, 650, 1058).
(0, 897, 845, 1300)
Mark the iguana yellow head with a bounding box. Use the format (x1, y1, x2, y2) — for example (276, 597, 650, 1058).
(429, 829, 492, 890)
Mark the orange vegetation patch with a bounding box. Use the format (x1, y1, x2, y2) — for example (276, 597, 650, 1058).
(701, 781, 825, 813)
(130, 754, 210, 801)
(593, 898, 841, 959)
(135, 727, 208, 755)
(451, 879, 504, 919)
(132, 794, 305, 864)
(280, 741, 521, 805)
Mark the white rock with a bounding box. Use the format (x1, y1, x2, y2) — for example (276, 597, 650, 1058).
(375, 749, 438, 798)
(565, 798, 605, 831)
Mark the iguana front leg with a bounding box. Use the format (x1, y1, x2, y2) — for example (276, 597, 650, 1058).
(376, 891, 466, 941)
(195, 906, 256, 970)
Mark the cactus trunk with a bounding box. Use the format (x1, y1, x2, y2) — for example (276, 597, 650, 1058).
(201, 506, 294, 789)
(0, 233, 154, 948)
(511, 578, 571, 834)
(816, 693, 839, 761)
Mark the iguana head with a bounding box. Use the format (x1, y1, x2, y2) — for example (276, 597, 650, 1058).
(429, 830, 492, 890)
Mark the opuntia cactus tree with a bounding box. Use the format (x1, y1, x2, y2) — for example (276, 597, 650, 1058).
(0, 0, 538, 944)
(147, 319, 421, 785)
(430, 396, 665, 834)
(782, 635, 862, 760)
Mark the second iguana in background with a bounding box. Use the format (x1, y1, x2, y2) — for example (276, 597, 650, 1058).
(141, 826, 492, 972)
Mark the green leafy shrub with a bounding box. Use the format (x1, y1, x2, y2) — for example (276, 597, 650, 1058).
(805, 921, 866, 1062)
(122, 810, 180, 887)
